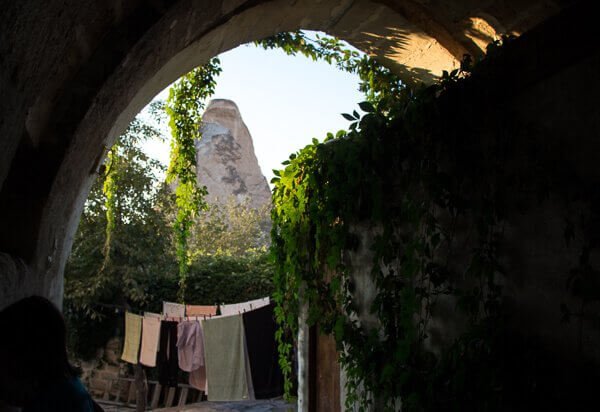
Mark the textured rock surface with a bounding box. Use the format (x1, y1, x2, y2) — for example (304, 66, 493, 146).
(196, 99, 271, 210)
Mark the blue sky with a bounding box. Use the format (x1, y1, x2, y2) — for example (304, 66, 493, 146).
(143, 38, 364, 183)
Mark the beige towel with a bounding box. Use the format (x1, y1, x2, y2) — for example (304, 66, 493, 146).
(121, 312, 143, 364)
(186, 304, 218, 317)
(202, 314, 249, 401)
(139, 316, 161, 367)
(219, 297, 270, 316)
(162, 301, 185, 318)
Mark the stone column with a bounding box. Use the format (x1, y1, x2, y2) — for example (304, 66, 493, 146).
(297, 286, 310, 412)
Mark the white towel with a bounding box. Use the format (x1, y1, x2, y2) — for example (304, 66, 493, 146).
(162, 301, 185, 318)
(219, 297, 270, 316)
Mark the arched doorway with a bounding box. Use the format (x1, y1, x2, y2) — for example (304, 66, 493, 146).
(0, 0, 562, 309)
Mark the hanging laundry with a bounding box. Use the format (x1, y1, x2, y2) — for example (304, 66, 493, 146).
(242, 303, 284, 398)
(243, 332, 256, 400)
(189, 367, 207, 393)
(177, 320, 207, 393)
(219, 297, 270, 316)
(162, 301, 185, 318)
(139, 315, 161, 367)
(177, 320, 205, 371)
(202, 314, 249, 401)
(121, 312, 143, 364)
(144, 311, 162, 319)
(157, 320, 179, 387)
(185, 304, 218, 317)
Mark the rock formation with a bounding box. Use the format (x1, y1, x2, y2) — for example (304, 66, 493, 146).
(196, 99, 271, 210)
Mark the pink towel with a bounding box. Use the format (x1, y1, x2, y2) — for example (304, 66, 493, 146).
(190, 366, 208, 393)
(139, 316, 161, 367)
(186, 304, 218, 317)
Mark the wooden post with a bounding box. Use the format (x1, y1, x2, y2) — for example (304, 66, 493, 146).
(150, 382, 162, 409)
(134, 364, 147, 411)
(103, 378, 113, 400)
(165, 387, 176, 407)
(177, 386, 189, 406)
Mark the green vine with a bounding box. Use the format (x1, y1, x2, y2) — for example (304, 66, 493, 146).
(257, 32, 402, 106)
(166, 59, 222, 302)
(101, 148, 117, 270)
(268, 34, 543, 410)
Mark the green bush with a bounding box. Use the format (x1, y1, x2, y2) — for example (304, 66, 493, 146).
(67, 252, 274, 360)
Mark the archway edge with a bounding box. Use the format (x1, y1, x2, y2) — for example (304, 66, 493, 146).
(34, 0, 463, 306)
(0, 0, 565, 308)
(109, 0, 462, 150)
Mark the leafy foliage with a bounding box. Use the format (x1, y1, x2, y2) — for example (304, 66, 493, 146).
(165, 59, 222, 301)
(145, 253, 275, 314)
(256, 32, 403, 107)
(65, 98, 275, 360)
(189, 198, 271, 257)
(267, 33, 584, 410)
(68, 50, 273, 368)
(65, 113, 177, 358)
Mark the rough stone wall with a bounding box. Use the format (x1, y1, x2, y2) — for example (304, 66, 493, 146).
(0, 253, 52, 311)
(196, 99, 271, 210)
(80, 337, 128, 399)
(0, 0, 566, 315)
(324, 7, 600, 408)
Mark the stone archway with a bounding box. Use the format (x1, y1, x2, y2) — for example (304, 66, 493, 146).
(0, 0, 567, 309)
(1, 0, 598, 411)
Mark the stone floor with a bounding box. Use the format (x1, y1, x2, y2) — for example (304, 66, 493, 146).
(155, 399, 296, 412)
(95, 399, 296, 412)
(95, 403, 136, 411)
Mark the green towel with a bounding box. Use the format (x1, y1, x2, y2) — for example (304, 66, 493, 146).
(202, 315, 249, 401)
(121, 312, 143, 364)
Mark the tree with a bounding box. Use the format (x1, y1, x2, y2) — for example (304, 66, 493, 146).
(64, 102, 275, 360)
(189, 197, 271, 257)
(64, 108, 178, 358)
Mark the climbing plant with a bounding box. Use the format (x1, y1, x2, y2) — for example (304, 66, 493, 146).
(267, 33, 580, 410)
(257, 31, 403, 106)
(100, 148, 117, 270)
(165, 59, 222, 302)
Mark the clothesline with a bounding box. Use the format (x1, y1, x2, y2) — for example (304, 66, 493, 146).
(120, 296, 283, 402)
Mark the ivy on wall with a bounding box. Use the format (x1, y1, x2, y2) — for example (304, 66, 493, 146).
(267, 33, 590, 411)
(165, 59, 222, 302)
